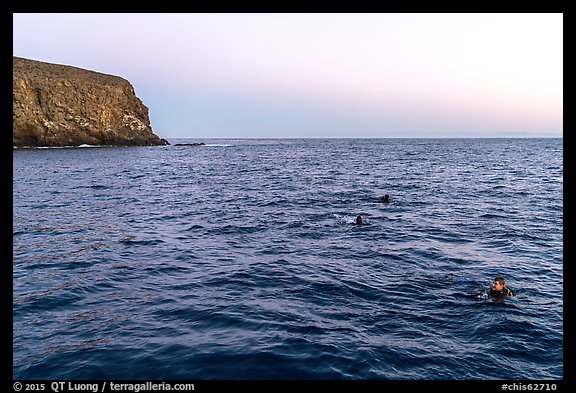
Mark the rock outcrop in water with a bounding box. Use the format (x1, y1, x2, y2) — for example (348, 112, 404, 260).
(13, 56, 169, 147)
(174, 142, 206, 146)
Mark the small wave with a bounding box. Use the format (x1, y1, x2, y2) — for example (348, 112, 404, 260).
(183, 224, 205, 231)
(119, 237, 165, 246)
(479, 213, 507, 219)
(211, 224, 266, 235)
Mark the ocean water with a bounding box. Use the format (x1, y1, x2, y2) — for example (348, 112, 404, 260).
(13, 138, 563, 380)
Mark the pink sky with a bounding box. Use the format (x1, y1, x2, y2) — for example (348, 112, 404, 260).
(13, 13, 563, 138)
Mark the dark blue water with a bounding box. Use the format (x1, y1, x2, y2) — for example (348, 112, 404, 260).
(13, 138, 563, 380)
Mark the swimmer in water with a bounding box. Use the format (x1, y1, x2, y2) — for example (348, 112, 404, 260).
(354, 215, 363, 225)
(488, 276, 514, 300)
(380, 194, 390, 203)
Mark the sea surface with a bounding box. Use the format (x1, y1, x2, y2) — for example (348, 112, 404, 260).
(13, 138, 563, 380)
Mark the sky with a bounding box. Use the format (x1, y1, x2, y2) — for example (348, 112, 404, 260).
(13, 13, 563, 139)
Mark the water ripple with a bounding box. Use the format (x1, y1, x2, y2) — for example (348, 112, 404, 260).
(13, 138, 563, 379)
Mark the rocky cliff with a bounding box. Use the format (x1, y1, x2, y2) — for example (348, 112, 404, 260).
(13, 56, 168, 147)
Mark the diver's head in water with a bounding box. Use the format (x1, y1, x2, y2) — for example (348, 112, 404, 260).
(489, 276, 513, 298)
(355, 215, 363, 225)
(491, 276, 506, 292)
(381, 194, 390, 203)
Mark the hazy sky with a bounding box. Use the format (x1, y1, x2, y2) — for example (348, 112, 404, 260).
(13, 13, 563, 139)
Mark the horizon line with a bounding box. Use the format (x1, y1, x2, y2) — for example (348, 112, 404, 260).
(163, 136, 563, 140)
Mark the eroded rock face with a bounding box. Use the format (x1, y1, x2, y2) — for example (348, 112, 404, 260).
(13, 57, 168, 147)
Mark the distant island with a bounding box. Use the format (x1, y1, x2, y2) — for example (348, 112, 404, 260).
(13, 56, 169, 147)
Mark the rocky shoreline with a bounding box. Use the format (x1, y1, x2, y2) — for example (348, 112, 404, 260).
(13, 57, 169, 148)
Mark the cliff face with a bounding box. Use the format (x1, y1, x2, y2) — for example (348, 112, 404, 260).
(13, 57, 168, 147)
